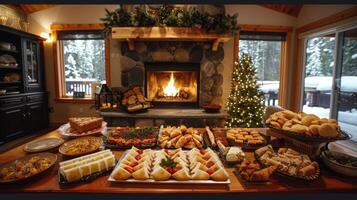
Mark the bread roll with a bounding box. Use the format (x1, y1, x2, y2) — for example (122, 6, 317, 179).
(290, 124, 308, 134)
(308, 125, 320, 136)
(318, 123, 339, 138)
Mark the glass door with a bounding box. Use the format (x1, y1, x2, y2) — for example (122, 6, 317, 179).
(335, 28, 357, 141)
(24, 40, 39, 83)
(302, 33, 336, 118)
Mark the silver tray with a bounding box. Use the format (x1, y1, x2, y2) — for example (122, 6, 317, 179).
(108, 150, 230, 185)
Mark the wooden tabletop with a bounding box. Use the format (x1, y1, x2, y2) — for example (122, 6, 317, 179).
(0, 128, 356, 195)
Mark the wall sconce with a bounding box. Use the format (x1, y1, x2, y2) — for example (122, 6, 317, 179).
(40, 32, 52, 42)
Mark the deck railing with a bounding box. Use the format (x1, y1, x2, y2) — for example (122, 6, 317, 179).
(65, 79, 97, 96)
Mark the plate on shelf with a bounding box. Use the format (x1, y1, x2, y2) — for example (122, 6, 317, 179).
(0, 55, 17, 66)
(24, 137, 64, 153)
(58, 122, 107, 137)
(59, 136, 103, 157)
(0, 153, 57, 183)
(266, 124, 350, 142)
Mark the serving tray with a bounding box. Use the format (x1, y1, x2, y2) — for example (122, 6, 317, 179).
(266, 124, 350, 142)
(108, 150, 230, 185)
(58, 162, 117, 185)
(103, 127, 159, 149)
(223, 128, 269, 151)
(157, 125, 205, 149)
(254, 152, 320, 182)
(0, 153, 57, 183)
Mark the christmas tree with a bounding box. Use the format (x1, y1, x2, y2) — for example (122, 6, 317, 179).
(225, 53, 265, 128)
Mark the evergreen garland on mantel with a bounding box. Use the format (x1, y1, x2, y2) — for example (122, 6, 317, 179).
(101, 5, 239, 36)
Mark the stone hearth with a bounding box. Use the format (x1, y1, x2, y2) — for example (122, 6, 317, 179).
(100, 108, 226, 127)
(120, 41, 225, 106)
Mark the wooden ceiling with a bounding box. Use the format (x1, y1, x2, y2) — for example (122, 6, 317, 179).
(12, 4, 303, 17)
(260, 4, 303, 17)
(19, 4, 55, 14)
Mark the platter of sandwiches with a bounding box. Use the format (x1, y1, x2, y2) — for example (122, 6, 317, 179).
(265, 110, 349, 142)
(58, 150, 116, 184)
(255, 145, 320, 181)
(58, 117, 107, 138)
(109, 147, 230, 184)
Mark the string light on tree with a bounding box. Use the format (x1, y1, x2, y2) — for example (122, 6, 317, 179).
(225, 53, 265, 128)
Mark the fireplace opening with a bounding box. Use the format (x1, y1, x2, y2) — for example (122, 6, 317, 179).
(145, 62, 200, 108)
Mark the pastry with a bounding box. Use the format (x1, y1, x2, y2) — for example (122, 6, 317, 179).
(112, 166, 132, 180)
(172, 169, 191, 181)
(69, 117, 103, 133)
(308, 124, 320, 136)
(226, 129, 266, 147)
(290, 124, 308, 134)
(318, 123, 339, 138)
(151, 166, 171, 181)
(132, 167, 149, 180)
(159, 126, 203, 149)
(210, 167, 229, 181)
(205, 126, 216, 147)
(192, 169, 210, 180)
(255, 146, 319, 179)
(238, 159, 276, 182)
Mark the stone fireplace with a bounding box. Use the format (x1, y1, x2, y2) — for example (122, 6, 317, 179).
(145, 62, 200, 108)
(120, 41, 225, 107)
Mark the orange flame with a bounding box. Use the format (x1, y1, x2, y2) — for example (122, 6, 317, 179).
(163, 73, 179, 97)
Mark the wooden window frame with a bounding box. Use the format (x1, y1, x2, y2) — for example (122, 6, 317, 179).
(291, 6, 357, 112)
(233, 24, 293, 108)
(51, 24, 111, 103)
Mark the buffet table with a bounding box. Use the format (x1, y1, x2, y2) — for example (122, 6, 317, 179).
(0, 129, 356, 199)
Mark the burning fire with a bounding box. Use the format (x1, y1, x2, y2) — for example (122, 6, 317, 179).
(163, 73, 179, 97)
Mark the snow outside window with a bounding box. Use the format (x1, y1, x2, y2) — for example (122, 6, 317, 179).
(58, 31, 105, 98)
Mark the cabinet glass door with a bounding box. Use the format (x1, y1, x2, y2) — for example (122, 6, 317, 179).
(25, 40, 38, 83)
(336, 28, 357, 140)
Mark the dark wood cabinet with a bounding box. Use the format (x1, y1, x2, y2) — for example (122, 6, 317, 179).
(0, 25, 48, 144)
(27, 102, 48, 132)
(0, 105, 26, 140)
(0, 92, 48, 142)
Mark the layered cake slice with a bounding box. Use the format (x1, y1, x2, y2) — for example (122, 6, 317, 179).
(69, 117, 103, 133)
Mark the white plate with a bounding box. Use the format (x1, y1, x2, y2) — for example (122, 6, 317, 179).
(58, 122, 107, 138)
(24, 137, 64, 153)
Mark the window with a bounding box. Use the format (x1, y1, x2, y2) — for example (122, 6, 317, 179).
(236, 29, 289, 107)
(52, 24, 110, 102)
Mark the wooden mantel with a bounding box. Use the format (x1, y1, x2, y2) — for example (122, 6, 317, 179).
(111, 27, 232, 51)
